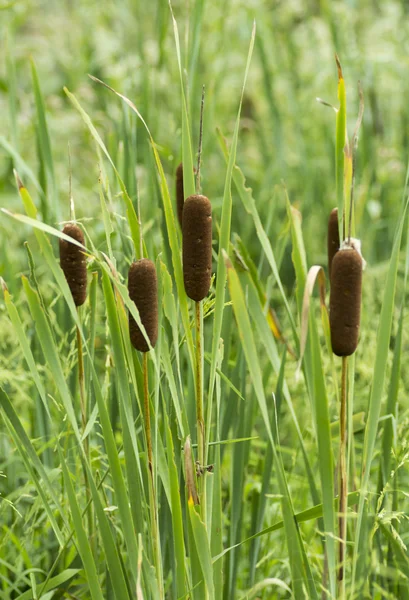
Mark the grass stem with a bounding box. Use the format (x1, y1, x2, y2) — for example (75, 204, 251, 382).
(76, 319, 93, 545)
(338, 355, 348, 592)
(143, 352, 162, 594)
(195, 300, 206, 524)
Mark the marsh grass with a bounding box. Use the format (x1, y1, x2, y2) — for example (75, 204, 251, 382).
(1, 2, 409, 600)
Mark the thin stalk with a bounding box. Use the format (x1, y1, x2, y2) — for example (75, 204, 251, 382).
(195, 301, 206, 522)
(142, 352, 162, 595)
(195, 85, 205, 193)
(76, 317, 93, 544)
(68, 142, 75, 222)
(338, 356, 348, 592)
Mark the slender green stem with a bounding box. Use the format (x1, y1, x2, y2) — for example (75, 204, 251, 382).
(143, 352, 153, 472)
(338, 355, 348, 593)
(76, 318, 93, 544)
(143, 352, 163, 595)
(195, 300, 206, 523)
(76, 322, 87, 437)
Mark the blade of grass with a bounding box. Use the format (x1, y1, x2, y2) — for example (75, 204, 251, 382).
(58, 445, 104, 600)
(351, 181, 409, 596)
(225, 252, 317, 599)
(207, 21, 256, 452)
(30, 59, 59, 222)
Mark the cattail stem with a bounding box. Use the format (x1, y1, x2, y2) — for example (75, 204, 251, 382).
(143, 352, 153, 473)
(142, 353, 163, 593)
(338, 355, 348, 592)
(76, 317, 93, 544)
(195, 300, 206, 523)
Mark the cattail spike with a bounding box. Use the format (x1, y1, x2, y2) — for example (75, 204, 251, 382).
(327, 207, 340, 278)
(182, 194, 212, 302)
(59, 223, 87, 306)
(128, 258, 158, 352)
(330, 246, 363, 357)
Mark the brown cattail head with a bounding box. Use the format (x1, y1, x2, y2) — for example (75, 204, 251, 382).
(182, 194, 212, 302)
(176, 162, 184, 228)
(59, 223, 87, 306)
(329, 246, 363, 357)
(128, 258, 158, 352)
(327, 207, 340, 278)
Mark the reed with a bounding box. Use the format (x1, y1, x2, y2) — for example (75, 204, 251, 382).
(59, 223, 87, 306)
(127, 256, 161, 591)
(329, 245, 363, 358)
(182, 194, 212, 302)
(128, 258, 158, 353)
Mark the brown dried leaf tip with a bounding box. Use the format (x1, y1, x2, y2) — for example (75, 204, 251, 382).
(128, 258, 158, 352)
(330, 246, 363, 357)
(59, 223, 87, 307)
(182, 194, 212, 302)
(327, 207, 340, 278)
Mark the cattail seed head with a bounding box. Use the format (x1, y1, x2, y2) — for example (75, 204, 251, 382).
(327, 207, 340, 278)
(329, 246, 363, 357)
(176, 162, 184, 228)
(128, 258, 158, 352)
(182, 194, 212, 302)
(59, 223, 87, 306)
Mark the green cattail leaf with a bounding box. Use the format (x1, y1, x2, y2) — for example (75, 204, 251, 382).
(4, 290, 51, 420)
(0, 136, 43, 196)
(225, 254, 317, 600)
(58, 445, 104, 600)
(21, 276, 81, 439)
(0, 389, 65, 547)
(188, 499, 215, 600)
(287, 201, 336, 597)
(207, 21, 256, 433)
(164, 415, 188, 599)
(169, 5, 195, 199)
(239, 269, 320, 508)
(64, 87, 141, 258)
(84, 464, 132, 600)
(211, 339, 224, 598)
(31, 59, 59, 222)
(335, 56, 347, 240)
(217, 133, 298, 345)
(214, 490, 360, 563)
(15, 570, 81, 600)
(351, 180, 409, 594)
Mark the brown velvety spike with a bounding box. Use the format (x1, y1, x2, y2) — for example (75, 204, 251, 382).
(327, 207, 340, 278)
(176, 162, 184, 228)
(128, 258, 158, 352)
(182, 194, 212, 302)
(59, 223, 87, 306)
(330, 247, 363, 357)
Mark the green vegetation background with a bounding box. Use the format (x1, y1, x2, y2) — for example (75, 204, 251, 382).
(1, 0, 409, 598)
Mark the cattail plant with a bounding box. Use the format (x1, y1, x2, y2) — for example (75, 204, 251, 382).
(182, 87, 212, 520)
(59, 222, 87, 306)
(59, 172, 92, 539)
(127, 256, 161, 589)
(182, 194, 212, 302)
(128, 258, 158, 476)
(330, 244, 363, 357)
(128, 258, 158, 354)
(329, 82, 364, 591)
(327, 207, 340, 278)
